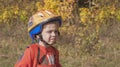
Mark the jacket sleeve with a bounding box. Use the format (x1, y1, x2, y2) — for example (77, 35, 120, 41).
(55, 49, 62, 67)
(14, 47, 33, 67)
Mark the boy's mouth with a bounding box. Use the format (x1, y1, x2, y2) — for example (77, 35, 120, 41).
(50, 38, 56, 41)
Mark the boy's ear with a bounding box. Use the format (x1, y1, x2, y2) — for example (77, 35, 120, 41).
(35, 34, 43, 40)
(36, 35, 40, 39)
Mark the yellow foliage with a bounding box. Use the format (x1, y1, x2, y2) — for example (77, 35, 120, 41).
(116, 9, 120, 21)
(35, 2, 43, 10)
(13, 6, 19, 15)
(94, 7, 111, 22)
(44, 0, 59, 10)
(79, 8, 91, 23)
(19, 10, 28, 21)
(110, 5, 116, 15)
(2, 10, 8, 19)
(1, 9, 13, 20)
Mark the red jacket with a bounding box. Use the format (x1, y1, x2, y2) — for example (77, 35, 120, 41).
(14, 44, 61, 67)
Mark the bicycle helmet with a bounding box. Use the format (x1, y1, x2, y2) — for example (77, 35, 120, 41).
(28, 10, 62, 41)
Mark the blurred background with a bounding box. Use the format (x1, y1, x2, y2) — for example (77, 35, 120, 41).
(0, 0, 120, 67)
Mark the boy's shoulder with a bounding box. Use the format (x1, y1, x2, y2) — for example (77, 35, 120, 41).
(26, 44, 39, 53)
(27, 44, 59, 52)
(30, 44, 39, 47)
(27, 44, 39, 48)
(26, 44, 39, 57)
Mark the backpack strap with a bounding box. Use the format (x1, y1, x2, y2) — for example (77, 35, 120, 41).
(37, 47, 46, 64)
(30, 44, 46, 65)
(37, 47, 40, 64)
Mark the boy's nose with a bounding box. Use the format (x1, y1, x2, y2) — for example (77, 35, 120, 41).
(51, 32, 57, 36)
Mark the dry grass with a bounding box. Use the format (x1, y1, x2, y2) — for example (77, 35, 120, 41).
(0, 22, 120, 67)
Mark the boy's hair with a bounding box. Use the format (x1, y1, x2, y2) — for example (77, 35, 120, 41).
(28, 10, 62, 43)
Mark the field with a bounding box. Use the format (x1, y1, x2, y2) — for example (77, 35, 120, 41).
(0, 0, 120, 67)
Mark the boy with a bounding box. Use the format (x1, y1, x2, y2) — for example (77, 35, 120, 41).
(14, 10, 62, 67)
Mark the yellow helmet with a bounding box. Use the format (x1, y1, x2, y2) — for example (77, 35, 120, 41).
(28, 10, 62, 40)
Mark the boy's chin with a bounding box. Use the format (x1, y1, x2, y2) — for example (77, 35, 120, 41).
(48, 42, 56, 45)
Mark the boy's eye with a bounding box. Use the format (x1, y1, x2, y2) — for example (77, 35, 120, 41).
(47, 30, 59, 34)
(55, 30, 59, 33)
(47, 31, 52, 33)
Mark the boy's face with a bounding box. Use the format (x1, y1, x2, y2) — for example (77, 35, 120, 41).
(41, 21, 60, 45)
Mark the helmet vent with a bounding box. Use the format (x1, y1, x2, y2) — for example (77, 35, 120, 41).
(28, 17, 33, 27)
(45, 10, 53, 16)
(38, 13, 44, 17)
(28, 21, 33, 27)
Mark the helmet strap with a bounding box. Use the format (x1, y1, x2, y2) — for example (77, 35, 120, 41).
(37, 34, 50, 45)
